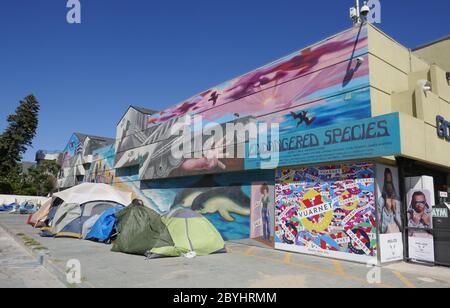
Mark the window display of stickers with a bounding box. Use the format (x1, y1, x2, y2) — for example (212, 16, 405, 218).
(275, 162, 377, 263)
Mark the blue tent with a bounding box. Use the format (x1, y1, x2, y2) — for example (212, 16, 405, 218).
(86, 207, 124, 243)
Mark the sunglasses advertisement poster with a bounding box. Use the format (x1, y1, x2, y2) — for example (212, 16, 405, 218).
(405, 176, 435, 263)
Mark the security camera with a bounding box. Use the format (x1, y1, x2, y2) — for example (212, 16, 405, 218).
(423, 84, 432, 92)
(356, 57, 364, 64)
(360, 1, 370, 17)
(418, 80, 432, 93)
(349, 7, 358, 20)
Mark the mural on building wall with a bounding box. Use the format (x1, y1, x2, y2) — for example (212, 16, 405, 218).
(250, 182, 275, 247)
(85, 144, 116, 185)
(115, 107, 154, 167)
(146, 26, 369, 126)
(58, 134, 114, 188)
(275, 163, 377, 263)
(139, 170, 274, 240)
(113, 26, 371, 182)
(58, 134, 85, 188)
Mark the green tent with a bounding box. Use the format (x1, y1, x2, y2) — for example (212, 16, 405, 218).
(148, 208, 226, 258)
(111, 200, 174, 255)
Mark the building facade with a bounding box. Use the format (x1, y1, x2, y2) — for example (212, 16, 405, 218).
(57, 133, 115, 188)
(57, 24, 450, 266)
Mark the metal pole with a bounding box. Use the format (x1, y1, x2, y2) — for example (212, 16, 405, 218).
(356, 0, 360, 19)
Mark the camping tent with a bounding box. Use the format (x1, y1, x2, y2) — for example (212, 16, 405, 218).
(36, 183, 132, 237)
(148, 208, 226, 258)
(55, 201, 124, 239)
(29, 198, 54, 227)
(53, 183, 132, 206)
(111, 200, 174, 255)
(52, 203, 82, 234)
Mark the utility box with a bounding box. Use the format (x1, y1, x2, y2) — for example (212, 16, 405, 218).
(433, 203, 450, 266)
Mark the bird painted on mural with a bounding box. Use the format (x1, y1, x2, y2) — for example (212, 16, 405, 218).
(208, 91, 220, 106)
(290, 111, 316, 128)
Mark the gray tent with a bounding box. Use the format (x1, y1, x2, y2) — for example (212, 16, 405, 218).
(52, 203, 82, 234)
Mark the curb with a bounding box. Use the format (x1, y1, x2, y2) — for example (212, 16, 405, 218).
(0, 218, 94, 288)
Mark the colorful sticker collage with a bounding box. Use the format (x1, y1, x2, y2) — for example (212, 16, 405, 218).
(275, 162, 377, 258)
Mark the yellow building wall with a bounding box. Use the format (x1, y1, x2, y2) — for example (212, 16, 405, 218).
(414, 38, 450, 71)
(368, 25, 450, 170)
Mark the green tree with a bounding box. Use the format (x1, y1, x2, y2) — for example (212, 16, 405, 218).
(0, 95, 40, 194)
(26, 160, 60, 196)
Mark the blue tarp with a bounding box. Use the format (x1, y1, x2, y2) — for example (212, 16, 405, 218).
(0, 203, 16, 212)
(86, 207, 123, 242)
(19, 203, 38, 214)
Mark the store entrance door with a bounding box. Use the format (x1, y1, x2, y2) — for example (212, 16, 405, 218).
(433, 202, 450, 266)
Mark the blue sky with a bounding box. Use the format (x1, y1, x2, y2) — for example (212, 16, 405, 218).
(1, 0, 449, 162)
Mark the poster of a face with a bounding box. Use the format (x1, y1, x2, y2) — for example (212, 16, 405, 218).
(405, 176, 435, 263)
(376, 165, 404, 263)
(376, 165, 402, 234)
(407, 189, 433, 238)
(251, 183, 275, 246)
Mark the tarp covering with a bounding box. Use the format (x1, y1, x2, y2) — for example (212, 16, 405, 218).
(149, 208, 225, 258)
(53, 183, 132, 206)
(0, 204, 15, 212)
(111, 200, 174, 255)
(81, 214, 102, 239)
(86, 207, 124, 242)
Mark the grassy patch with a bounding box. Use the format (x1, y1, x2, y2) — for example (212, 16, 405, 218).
(18, 234, 42, 247)
(65, 283, 78, 289)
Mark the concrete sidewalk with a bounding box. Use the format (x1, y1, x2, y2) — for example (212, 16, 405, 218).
(1, 212, 450, 288)
(0, 224, 64, 288)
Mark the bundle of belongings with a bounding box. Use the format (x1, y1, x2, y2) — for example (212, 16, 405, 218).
(1, 201, 39, 214)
